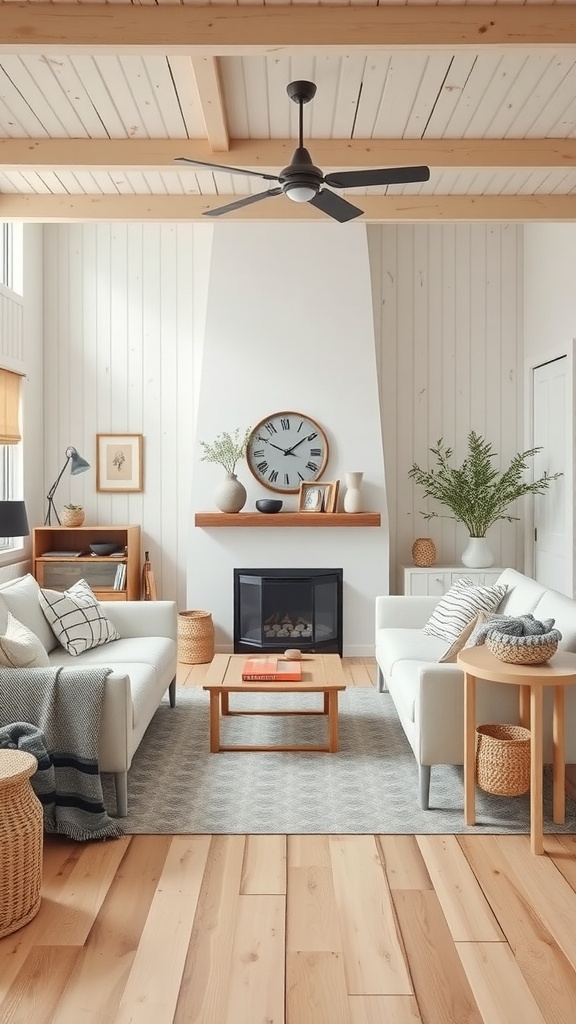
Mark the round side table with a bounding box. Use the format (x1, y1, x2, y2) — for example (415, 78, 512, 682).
(457, 645, 576, 855)
(0, 749, 44, 938)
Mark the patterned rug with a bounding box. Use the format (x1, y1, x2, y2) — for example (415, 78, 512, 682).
(103, 686, 576, 835)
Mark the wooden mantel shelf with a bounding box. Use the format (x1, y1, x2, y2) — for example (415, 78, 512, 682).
(195, 512, 381, 528)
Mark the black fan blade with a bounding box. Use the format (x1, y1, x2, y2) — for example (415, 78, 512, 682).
(203, 188, 283, 218)
(175, 156, 279, 183)
(308, 189, 363, 223)
(324, 165, 430, 189)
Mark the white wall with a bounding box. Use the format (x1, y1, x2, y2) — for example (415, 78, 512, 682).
(369, 223, 524, 591)
(41, 220, 526, 630)
(188, 222, 387, 656)
(524, 225, 576, 364)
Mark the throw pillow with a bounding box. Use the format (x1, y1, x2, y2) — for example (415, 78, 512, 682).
(38, 578, 120, 656)
(0, 611, 50, 668)
(438, 612, 482, 663)
(423, 581, 508, 645)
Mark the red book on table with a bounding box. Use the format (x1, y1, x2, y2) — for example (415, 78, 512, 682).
(242, 657, 302, 682)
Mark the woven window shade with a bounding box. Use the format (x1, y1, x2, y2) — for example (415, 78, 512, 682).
(0, 369, 22, 444)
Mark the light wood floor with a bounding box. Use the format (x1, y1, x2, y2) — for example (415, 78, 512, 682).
(2, 658, 576, 1024)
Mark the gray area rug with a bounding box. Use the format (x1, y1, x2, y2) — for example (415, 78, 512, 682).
(103, 686, 576, 835)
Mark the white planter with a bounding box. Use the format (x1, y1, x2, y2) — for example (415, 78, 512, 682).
(214, 473, 247, 513)
(343, 472, 364, 513)
(461, 536, 494, 569)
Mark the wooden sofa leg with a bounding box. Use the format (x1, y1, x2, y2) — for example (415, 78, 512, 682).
(168, 678, 176, 708)
(115, 772, 128, 818)
(419, 766, 431, 810)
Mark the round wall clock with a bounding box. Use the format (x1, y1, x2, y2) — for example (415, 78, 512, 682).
(247, 411, 329, 494)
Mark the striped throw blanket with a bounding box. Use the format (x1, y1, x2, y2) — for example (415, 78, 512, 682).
(0, 666, 123, 841)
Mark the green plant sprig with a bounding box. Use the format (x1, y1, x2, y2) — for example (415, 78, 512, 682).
(199, 427, 252, 476)
(408, 431, 562, 538)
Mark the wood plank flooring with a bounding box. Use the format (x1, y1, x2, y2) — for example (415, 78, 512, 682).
(2, 658, 576, 1024)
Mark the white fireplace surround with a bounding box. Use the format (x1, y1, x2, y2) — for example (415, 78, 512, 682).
(187, 222, 388, 657)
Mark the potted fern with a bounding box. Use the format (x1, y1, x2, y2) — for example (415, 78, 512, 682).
(408, 431, 561, 567)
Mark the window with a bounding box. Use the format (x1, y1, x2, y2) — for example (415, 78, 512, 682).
(0, 223, 23, 295)
(0, 368, 23, 552)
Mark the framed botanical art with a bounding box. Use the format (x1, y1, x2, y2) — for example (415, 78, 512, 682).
(298, 480, 339, 513)
(96, 434, 143, 493)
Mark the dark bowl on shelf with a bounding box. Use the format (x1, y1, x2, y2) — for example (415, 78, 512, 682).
(89, 542, 119, 556)
(255, 499, 283, 514)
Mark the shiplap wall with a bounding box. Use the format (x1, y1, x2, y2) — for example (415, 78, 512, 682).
(42, 222, 524, 606)
(0, 284, 23, 366)
(368, 223, 524, 592)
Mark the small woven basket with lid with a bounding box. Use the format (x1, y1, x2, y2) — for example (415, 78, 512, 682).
(475, 723, 531, 796)
(411, 537, 436, 567)
(486, 630, 559, 665)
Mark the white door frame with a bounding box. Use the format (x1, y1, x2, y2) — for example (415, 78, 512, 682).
(524, 340, 576, 595)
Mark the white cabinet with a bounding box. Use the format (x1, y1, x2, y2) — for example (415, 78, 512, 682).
(402, 565, 505, 596)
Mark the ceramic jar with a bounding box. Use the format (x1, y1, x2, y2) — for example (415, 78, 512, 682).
(343, 472, 364, 513)
(214, 473, 247, 514)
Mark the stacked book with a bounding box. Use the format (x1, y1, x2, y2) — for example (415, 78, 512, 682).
(242, 657, 302, 681)
(113, 563, 127, 591)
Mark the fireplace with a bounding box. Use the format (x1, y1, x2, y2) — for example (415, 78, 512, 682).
(233, 568, 343, 655)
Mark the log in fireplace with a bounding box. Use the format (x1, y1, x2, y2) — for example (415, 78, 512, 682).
(233, 568, 343, 656)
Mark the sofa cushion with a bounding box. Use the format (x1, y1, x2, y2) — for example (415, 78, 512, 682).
(0, 611, 50, 668)
(423, 581, 508, 644)
(376, 627, 447, 678)
(496, 568, 548, 616)
(48, 635, 176, 681)
(39, 578, 120, 655)
(532, 590, 576, 652)
(0, 573, 58, 653)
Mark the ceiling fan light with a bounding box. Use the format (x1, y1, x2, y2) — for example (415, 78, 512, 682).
(285, 185, 317, 203)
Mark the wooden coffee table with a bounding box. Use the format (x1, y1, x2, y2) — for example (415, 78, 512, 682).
(202, 653, 346, 753)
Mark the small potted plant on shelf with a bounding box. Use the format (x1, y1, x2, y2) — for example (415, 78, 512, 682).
(60, 503, 85, 527)
(199, 427, 252, 513)
(408, 430, 561, 568)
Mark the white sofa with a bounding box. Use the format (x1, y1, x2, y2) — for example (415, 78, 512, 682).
(0, 573, 178, 816)
(375, 568, 576, 809)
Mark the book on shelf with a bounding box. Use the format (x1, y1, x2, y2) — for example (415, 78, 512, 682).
(42, 550, 86, 557)
(113, 563, 127, 590)
(242, 657, 302, 682)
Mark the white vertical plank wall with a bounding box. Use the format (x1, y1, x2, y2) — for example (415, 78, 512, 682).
(368, 223, 524, 593)
(42, 222, 523, 609)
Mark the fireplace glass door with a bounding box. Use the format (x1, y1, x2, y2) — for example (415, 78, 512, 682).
(234, 568, 343, 655)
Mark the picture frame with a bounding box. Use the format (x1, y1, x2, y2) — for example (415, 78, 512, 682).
(298, 480, 340, 513)
(96, 434, 143, 493)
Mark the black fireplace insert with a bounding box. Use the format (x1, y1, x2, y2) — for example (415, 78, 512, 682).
(233, 568, 343, 656)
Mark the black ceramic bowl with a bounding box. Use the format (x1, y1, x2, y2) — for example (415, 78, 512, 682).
(90, 542, 119, 556)
(255, 499, 283, 514)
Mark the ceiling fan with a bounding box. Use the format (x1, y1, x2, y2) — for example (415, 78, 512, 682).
(175, 80, 430, 223)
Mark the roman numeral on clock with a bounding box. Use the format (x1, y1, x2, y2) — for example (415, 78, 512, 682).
(284, 473, 290, 486)
(280, 418, 290, 430)
(257, 460, 269, 474)
(269, 469, 278, 483)
(310, 448, 321, 458)
(265, 421, 277, 434)
(306, 462, 319, 473)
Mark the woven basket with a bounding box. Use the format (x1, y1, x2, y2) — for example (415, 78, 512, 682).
(486, 631, 559, 665)
(0, 750, 43, 939)
(60, 507, 85, 527)
(411, 537, 436, 567)
(178, 610, 215, 664)
(475, 723, 531, 796)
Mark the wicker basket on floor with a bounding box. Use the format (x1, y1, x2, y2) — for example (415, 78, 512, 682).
(486, 631, 559, 665)
(475, 723, 531, 796)
(0, 749, 43, 939)
(178, 610, 215, 664)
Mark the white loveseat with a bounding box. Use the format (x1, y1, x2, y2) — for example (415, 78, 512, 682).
(0, 573, 178, 816)
(375, 568, 576, 809)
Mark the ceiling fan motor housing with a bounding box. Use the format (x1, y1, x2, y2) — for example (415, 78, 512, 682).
(279, 147, 323, 200)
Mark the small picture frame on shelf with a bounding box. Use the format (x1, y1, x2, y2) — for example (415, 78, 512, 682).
(96, 434, 143, 493)
(298, 480, 340, 513)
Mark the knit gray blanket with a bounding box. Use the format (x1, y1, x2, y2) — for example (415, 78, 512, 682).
(0, 666, 123, 841)
(472, 613, 562, 646)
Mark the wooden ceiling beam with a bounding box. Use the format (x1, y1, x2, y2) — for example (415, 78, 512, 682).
(0, 4, 575, 54)
(1, 194, 575, 223)
(1, 138, 575, 171)
(190, 58, 229, 153)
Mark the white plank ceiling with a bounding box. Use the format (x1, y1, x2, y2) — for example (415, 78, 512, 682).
(0, 2, 575, 221)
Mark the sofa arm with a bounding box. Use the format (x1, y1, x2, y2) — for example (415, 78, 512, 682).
(375, 595, 438, 631)
(99, 600, 177, 641)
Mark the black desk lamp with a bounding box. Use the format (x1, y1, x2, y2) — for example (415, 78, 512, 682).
(0, 500, 29, 539)
(45, 446, 90, 526)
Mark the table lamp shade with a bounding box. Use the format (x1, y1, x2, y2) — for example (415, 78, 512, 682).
(0, 501, 29, 537)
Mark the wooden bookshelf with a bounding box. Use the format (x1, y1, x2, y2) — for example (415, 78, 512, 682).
(32, 525, 141, 601)
(194, 512, 381, 528)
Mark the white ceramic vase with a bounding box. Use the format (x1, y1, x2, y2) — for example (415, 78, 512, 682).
(343, 472, 364, 513)
(461, 536, 494, 568)
(214, 473, 247, 514)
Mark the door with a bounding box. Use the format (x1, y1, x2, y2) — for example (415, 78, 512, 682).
(531, 356, 571, 594)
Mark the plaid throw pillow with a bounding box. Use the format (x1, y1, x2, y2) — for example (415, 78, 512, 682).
(39, 578, 120, 656)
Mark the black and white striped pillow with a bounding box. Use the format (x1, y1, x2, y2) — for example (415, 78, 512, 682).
(423, 580, 508, 644)
(39, 578, 120, 656)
